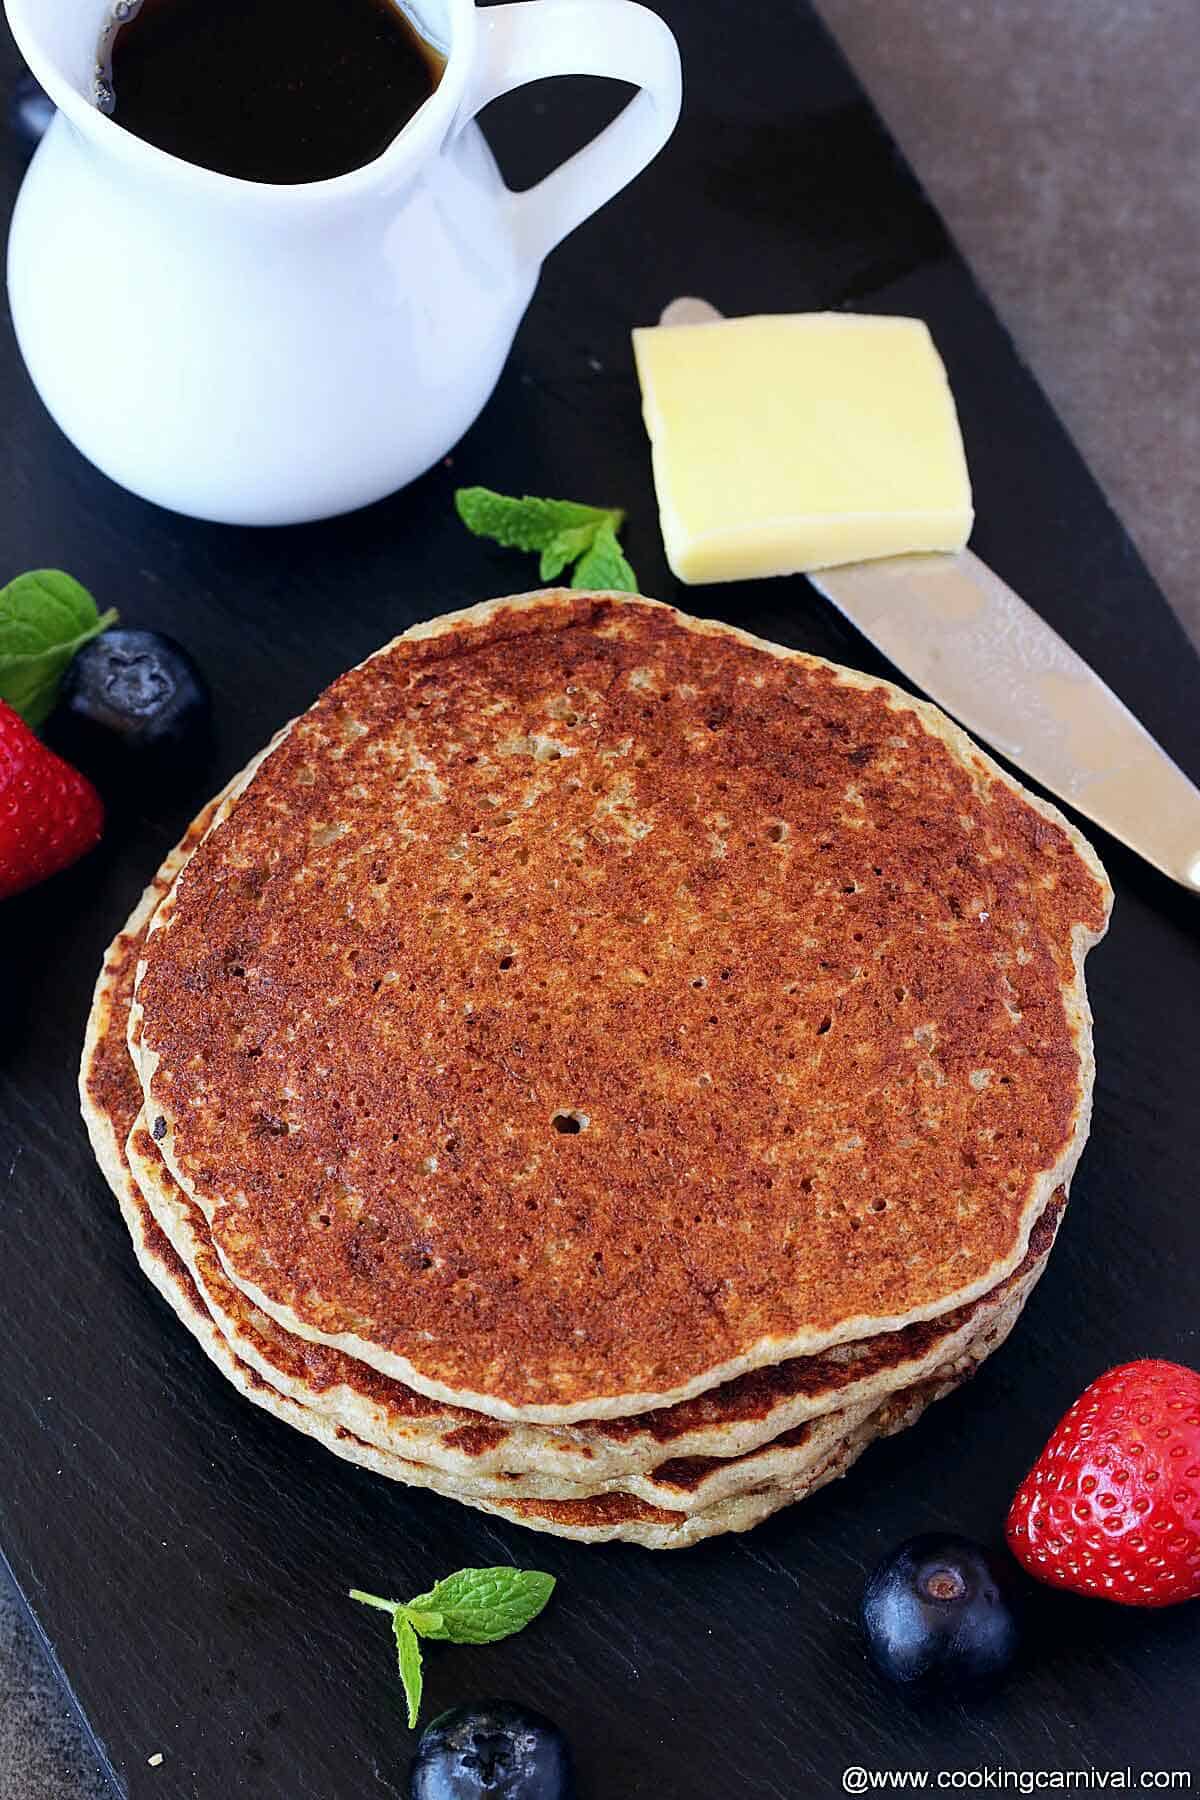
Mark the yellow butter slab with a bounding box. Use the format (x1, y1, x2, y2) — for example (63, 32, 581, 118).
(632, 312, 973, 584)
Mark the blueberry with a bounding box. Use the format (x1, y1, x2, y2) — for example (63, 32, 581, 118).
(861, 1534, 1019, 1696)
(11, 72, 54, 155)
(410, 1702, 575, 1799)
(58, 628, 211, 765)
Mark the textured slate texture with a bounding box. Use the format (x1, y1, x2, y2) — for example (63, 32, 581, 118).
(1, 2, 1198, 1796)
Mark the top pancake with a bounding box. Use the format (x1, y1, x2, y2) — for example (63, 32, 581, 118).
(131, 591, 1111, 1422)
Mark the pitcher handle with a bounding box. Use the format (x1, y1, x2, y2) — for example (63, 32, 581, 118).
(455, 0, 682, 267)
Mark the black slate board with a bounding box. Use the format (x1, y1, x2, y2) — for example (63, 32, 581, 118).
(2, 4, 1199, 1795)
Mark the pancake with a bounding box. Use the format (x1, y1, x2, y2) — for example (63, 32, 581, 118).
(83, 863, 985, 1542)
(82, 821, 1052, 1509)
(109, 1103, 986, 1547)
(124, 1107, 1035, 1512)
(128, 591, 1111, 1423)
(129, 1110, 1061, 1479)
(82, 755, 1073, 1546)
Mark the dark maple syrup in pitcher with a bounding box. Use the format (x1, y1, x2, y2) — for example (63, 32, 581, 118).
(99, 0, 445, 184)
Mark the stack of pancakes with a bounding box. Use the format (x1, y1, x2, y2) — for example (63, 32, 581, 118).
(81, 593, 1112, 1547)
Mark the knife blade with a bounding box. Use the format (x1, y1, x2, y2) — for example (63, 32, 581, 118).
(657, 298, 1200, 892)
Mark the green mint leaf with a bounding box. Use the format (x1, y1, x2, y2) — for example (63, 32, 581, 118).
(572, 520, 638, 594)
(539, 524, 599, 583)
(393, 1612, 424, 1730)
(0, 571, 116, 730)
(404, 1567, 556, 1645)
(352, 1568, 553, 1727)
(455, 487, 621, 555)
(403, 1609, 444, 1637)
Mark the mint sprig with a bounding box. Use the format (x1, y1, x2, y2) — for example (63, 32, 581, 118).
(455, 487, 638, 593)
(392, 1613, 424, 1730)
(0, 571, 117, 730)
(572, 518, 638, 594)
(351, 1566, 556, 1728)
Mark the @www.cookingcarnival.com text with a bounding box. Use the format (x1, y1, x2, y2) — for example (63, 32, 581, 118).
(840, 1770, 1193, 1793)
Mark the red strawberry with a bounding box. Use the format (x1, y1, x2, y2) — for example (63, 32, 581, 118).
(0, 701, 104, 899)
(1006, 1359, 1200, 1608)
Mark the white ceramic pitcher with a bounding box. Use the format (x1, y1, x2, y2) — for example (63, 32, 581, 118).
(4, 0, 681, 525)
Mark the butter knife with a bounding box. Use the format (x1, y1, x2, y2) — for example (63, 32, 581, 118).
(659, 298, 1200, 893)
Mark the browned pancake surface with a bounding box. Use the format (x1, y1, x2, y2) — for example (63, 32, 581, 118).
(136, 594, 1109, 1411)
(93, 850, 1065, 1470)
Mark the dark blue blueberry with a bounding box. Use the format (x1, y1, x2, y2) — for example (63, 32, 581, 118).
(410, 1702, 574, 1799)
(861, 1534, 1020, 1696)
(58, 628, 211, 764)
(12, 72, 54, 154)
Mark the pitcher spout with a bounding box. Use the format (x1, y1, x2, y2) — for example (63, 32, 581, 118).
(4, 0, 474, 212)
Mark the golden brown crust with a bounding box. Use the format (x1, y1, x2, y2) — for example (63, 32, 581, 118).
(121, 1095, 1036, 1516)
(87, 836, 1062, 1495)
(86, 1109, 992, 1544)
(87, 896, 1031, 1534)
(131, 592, 1110, 1419)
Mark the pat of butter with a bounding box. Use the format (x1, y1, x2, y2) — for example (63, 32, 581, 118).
(632, 312, 973, 584)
